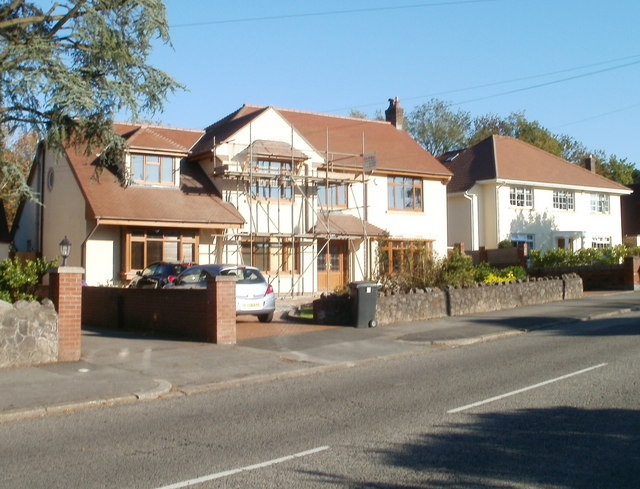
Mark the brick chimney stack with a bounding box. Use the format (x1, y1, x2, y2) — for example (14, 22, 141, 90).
(385, 97, 404, 130)
(584, 154, 597, 173)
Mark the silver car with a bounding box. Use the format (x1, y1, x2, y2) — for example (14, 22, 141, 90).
(165, 264, 276, 322)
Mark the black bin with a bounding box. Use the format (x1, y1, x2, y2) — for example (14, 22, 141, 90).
(349, 281, 379, 328)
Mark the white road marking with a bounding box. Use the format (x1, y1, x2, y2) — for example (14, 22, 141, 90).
(448, 363, 608, 414)
(154, 446, 330, 489)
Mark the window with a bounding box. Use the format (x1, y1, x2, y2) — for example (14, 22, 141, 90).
(553, 190, 574, 211)
(126, 228, 197, 272)
(510, 233, 534, 251)
(131, 154, 176, 185)
(590, 193, 610, 213)
(388, 176, 423, 211)
(242, 238, 300, 273)
(377, 239, 433, 275)
(251, 160, 292, 199)
(509, 187, 533, 207)
(591, 236, 611, 249)
(318, 182, 347, 208)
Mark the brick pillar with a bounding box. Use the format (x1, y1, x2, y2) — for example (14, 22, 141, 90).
(205, 276, 236, 344)
(48, 267, 84, 362)
(623, 256, 640, 290)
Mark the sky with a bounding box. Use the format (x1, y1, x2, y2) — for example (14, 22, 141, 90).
(144, 0, 640, 168)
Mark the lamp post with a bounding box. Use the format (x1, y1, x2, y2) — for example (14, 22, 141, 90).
(59, 236, 71, 266)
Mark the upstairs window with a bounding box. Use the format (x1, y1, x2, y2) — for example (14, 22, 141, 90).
(318, 182, 348, 208)
(509, 187, 533, 207)
(388, 176, 423, 211)
(590, 193, 610, 213)
(251, 160, 292, 199)
(131, 154, 176, 186)
(553, 190, 574, 211)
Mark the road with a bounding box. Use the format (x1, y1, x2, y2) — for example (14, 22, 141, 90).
(2, 311, 639, 488)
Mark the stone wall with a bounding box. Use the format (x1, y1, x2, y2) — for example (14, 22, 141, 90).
(0, 299, 58, 368)
(314, 274, 583, 327)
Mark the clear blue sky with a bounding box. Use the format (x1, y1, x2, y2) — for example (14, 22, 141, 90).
(146, 0, 640, 168)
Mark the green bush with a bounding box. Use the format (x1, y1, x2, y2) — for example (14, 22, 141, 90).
(0, 257, 57, 303)
(530, 245, 640, 268)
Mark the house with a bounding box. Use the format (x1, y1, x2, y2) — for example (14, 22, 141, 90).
(188, 99, 452, 294)
(0, 200, 10, 260)
(621, 183, 640, 245)
(439, 135, 632, 252)
(13, 123, 244, 285)
(13, 99, 452, 294)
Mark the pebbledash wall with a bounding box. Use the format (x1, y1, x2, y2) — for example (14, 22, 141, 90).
(373, 274, 584, 326)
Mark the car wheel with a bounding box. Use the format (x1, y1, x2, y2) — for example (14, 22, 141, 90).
(257, 312, 274, 323)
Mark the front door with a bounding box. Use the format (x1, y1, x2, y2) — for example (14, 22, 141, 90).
(317, 239, 348, 291)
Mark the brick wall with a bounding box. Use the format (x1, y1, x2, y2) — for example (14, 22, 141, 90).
(82, 277, 237, 344)
(49, 267, 83, 362)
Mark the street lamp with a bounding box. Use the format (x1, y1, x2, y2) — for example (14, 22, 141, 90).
(59, 236, 71, 266)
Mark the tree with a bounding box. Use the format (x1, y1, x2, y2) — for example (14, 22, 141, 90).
(0, 130, 37, 226)
(0, 0, 181, 200)
(595, 154, 636, 185)
(405, 99, 471, 155)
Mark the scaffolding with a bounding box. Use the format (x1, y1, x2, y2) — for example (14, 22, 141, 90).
(211, 128, 377, 297)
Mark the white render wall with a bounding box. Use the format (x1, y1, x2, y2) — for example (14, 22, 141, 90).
(491, 183, 624, 250)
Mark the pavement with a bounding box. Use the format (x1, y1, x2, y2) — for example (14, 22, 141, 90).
(1, 290, 639, 424)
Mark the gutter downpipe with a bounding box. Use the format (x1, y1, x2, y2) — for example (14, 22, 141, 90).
(462, 191, 477, 250)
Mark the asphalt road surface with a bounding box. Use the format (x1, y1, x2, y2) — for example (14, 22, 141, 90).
(2, 311, 639, 488)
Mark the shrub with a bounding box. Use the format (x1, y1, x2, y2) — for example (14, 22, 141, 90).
(530, 245, 640, 268)
(0, 257, 57, 303)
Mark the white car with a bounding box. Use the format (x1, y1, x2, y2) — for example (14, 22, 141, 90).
(165, 264, 276, 322)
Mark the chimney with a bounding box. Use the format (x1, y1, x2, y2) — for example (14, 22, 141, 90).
(385, 97, 404, 130)
(584, 154, 597, 173)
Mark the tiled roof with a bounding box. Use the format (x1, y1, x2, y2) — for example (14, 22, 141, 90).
(190, 105, 268, 157)
(439, 135, 631, 193)
(276, 107, 452, 177)
(62, 135, 244, 228)
(113, 123, 205, 153)
(191, 104, 452, 178)
(243, 140, 308, 161)
(311, 213, 386, 237)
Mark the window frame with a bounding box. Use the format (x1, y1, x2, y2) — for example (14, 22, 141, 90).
(378, 239, 433, 275)
(250, 159, 293, 200)
(590, 193, 610, 214)
(317, 182, 348, 208)
(241, 238, 300, 274)
(591, 236, 611, 249)
(552, 190, 575, 211)
(509, 186, 533, 208)
(131, 153, 176, 186)
(387, 176, 423, 211)
(124, 228, 198, 274)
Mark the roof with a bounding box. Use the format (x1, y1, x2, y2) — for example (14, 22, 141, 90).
(311, 213, 386, 237)
(113, 123, 205, 153)
(242, 140, 308, 161)
(62, 128, 244, 228)
(192, 104, 452, 179)
(439, 135, 631, 194)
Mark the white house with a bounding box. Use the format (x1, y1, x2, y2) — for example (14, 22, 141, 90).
(439, 135, 632, 252)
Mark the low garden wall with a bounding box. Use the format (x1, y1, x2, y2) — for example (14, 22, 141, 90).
(82, 277, 237, 344)
(0, 299, 58, 368)
(314, 274, 583, 326)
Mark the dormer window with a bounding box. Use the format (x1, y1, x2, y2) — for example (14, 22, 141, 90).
(251, 159, 293, 199)
(131, 154, 176, 186)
